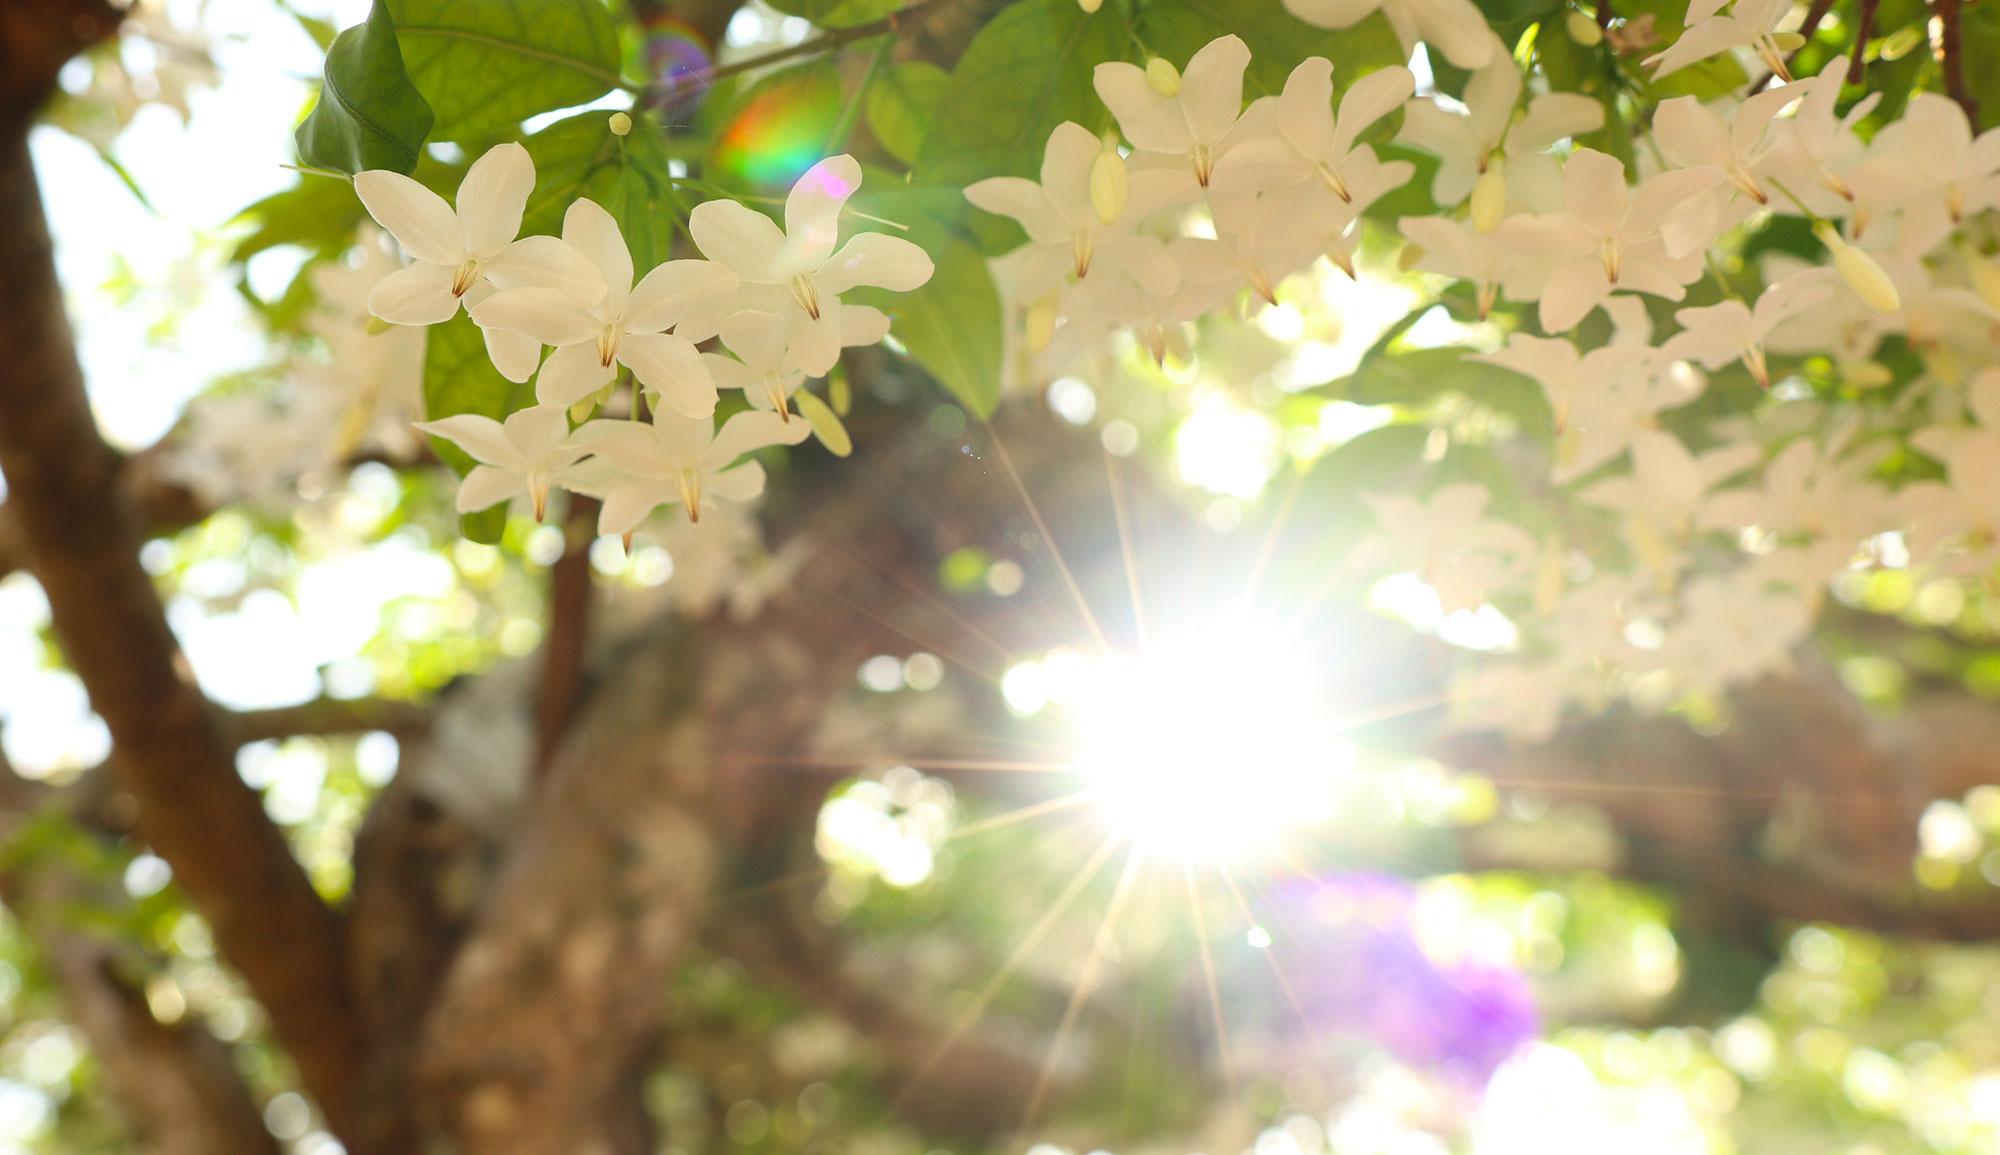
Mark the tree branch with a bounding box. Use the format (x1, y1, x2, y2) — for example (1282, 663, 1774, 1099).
(225, 695, 432, 747)
(534, 497, 598, 776)
(0, 121, 370, 1146)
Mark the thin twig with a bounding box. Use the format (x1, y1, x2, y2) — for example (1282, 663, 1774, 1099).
(1934, 0, 1977, 122)
(1850, 0, 1881, 84)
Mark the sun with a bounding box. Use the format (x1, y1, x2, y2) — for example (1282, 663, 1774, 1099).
(1066, 625, 1352, 862)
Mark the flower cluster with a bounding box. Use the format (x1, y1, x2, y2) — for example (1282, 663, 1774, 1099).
(979, 12, 2000, 740)
(355, 144, 933, 537)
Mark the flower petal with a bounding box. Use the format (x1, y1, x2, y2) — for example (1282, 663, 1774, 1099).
(786, 154, 862, 271)
(706, 409, 809, 470)
(787, 305, 843, 377)
(354, 171, 461, 265)
(690, 199, 789, 283)
(483, 235, 607, 305)
(621, 333, 716, 419)
(706, 461, 767, 503)
(454, 465, 520, 513)
(1333, 65, 1414, 158)
(469, 287, 599, 347)
(815, 232, 934, 295)
(623, 259, 740, 334)
(482, 324, 542, 383)
(562, 197, 634, 315)
(1041, 121, 1103, 227)
(837, 302, 892, 348)
(457, 142, 534, 259)
(415, 414, 515, 466)
(1282, 0, 1383, 30)
(369, 262, 462, 325)
(965, 177, 1068, 242)
(534, 341, 615, 409)
(598, 480, 671, 535)
(1561, 148, 1629, 237)
(1181, 35, 1250, 146)
(1093, 62, 1192, 154)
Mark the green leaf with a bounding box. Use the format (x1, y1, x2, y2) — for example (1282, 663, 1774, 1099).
(231, 176, 368, 263)
(865, 60, 950, 165)
(1136, 0, 1405, 97)
(421, 312, 536, 544)
(522, 111, 684, 274)
(294, 0, 434, 176)
(386, 0, 622, 143)
(764, 0, 904, 27)
(917, 0, 1128, 186)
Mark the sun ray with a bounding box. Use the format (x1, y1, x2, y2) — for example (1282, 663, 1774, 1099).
(1235, 464, 1309, 619)
(1103, 445, 1151, 652)
(1021, 843, 1148, 1130)
(950, 790, 1096, 839)
(1214, 862, 1329, 1066)
(797, 575, 1011, 691)
(980, 415, 1112, 656)
(834, 542, 1022, 667)
(893, 832, 1125, 1112)
(1182, 860, 1237, 1102)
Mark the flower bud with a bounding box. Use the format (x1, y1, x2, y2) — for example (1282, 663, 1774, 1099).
(1816, 223, 1900, 313)
(1089, 146, 1128, 225)
(1470, 163, 1507, 232)
(1078, 0, 1103, 10)
(1967, 255, 2000, 312)
(1566, 9, 1603, 45)
(1026, 294, 1059, 353)
(1145, 58, 1182, 97)
(608, 111, 633, 136)
(1769, 31, 1806, 50)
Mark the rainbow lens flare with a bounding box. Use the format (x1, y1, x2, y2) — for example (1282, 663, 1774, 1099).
(710, 65, 841, 188)
(643, 14, 713, 125)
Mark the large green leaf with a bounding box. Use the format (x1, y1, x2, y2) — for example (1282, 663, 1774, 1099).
(522, 112, 683, 274)
(386, 0, 623, 143)
(917, 0, 1128, 186)
(421, 312, 534, 543)
(851, 177, 1004, 416)
(294, 0, 434, 175)
(764, 0, 903, 27)
(865, 60, 949, 166)
(1136, 0, 1405, 97)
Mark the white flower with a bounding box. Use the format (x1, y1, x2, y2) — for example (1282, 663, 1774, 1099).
(1216, 148, 1414, 285)
(355, 142, 604, 332)
(571, 410, 810, 533)
(1761, 60, 1877, 213)
(702, 310, 808, 418)
(1644, 0, 1798, 82)
(964, 121, 1176, 299)
(1210, 59, 1415, 203)
(1698, 435, 1894, 542)
(1848, 92, 2000, 223)
(686, 155, 933, 376)
(1351, 484, 1537, 614)
(1505, 149, 1722, 331)
(1663, 268, 1833, 386)
(1399, 60, 1603, 208)
(414, 404, 587, 522)
(1576, 430, 1761, 542)
(1652, 84, 1805, 205)
(1476, 334, 1706, 483)
(1092, 36, 1275, 205)
(1283, 0, 1501, 70)
(1653, 574, 1812, 693)
(1398, 214, 1540, 318)
(470, 197, 736, 416)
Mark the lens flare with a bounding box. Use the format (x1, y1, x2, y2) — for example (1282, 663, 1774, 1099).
(1067, 626, 1351, 861)
(711, 66, 841, 187)
(642, 15, 713, 125)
